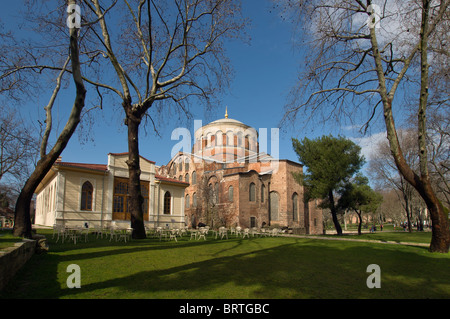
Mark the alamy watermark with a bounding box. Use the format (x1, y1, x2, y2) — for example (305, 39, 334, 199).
(67, 4, 81, 29)
(170, 120, 280, 173)
(66, 264, 81, 288)
(366, 264, 381, 288)
(367, 4, 381, 29)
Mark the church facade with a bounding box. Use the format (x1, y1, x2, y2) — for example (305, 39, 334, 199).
(157, 112, 323, 234)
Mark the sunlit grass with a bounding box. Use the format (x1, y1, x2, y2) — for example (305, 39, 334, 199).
(1, 229, 449, 299)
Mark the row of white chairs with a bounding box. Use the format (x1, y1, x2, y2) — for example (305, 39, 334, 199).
(52, 224, 132, 244)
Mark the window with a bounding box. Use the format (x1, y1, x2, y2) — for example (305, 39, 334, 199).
(164, 191, 171, 215)
(228, 186, 234, 202)
(270, 192, 279, 221)
(237, 132, 243, 147)
(113, 178, 149, 221)
(141, 184, 149, 214)
(185, 158, 189, 171)
(292, 193, 298, 221)
(227, 131, 233, 146)
(261, 184, 265, 202)
(185, 194, 190, 208)
(216, 131, 223, 146)
(193, 192, 197, 207)
(192, 171, 197, 185)
(249, 183, 256, 202)
(215, 183, 219, 203)
(250, 216, 256, 228)
(81, 181, 93, 211)
(179, 160, 182, 171)
(185, 173, 189, 183)
(208, 183, 214, 204)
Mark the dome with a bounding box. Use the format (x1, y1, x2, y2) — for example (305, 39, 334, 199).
(192, 108, 259, 162)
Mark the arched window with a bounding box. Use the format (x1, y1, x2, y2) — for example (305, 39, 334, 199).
(207, 133, 212, 147)
(193, 192, 197, 207)
(245, 135, 250, 149)
(185, 173, 189, 183)
(164, 191, 171, 215)
(226, 131, 233, 146)
(185, 194, 190, 208)
(249, 182, 256, 202)
(185, 158, 189, 171)
(208, 183, 214, 204)
(81, 181, 93, 211)
(216, 131, 223, 146)
(178, 160, 182, 172)
(270, 192, 279, 221)
(292, 193, 298, 221)
(228, 186, 234, 202)
(237, 132, 243, 147)
(192, 171, 197, 185)
(261, 184, 265, 202)
(215, 183, 219, 203)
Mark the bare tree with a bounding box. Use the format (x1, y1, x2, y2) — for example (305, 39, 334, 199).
(10, 1, 87, 238)
(427, 109, 450, 208)
(279, 0, 450, 252)
(369, 129, 424, 231)
(2, 1, 246, 238)
(0, 107, 37, 183)
(73, 0, 246, 238)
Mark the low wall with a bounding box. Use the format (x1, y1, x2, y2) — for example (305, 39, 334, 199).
(0, 235, 47, 291)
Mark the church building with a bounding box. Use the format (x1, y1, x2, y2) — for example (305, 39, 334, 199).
(157, 110, 323, 234)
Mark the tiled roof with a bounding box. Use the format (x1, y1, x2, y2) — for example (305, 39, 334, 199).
(55, 162, 108, 172)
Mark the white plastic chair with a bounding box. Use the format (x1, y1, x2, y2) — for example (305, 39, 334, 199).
(197, 227, 207, 240)
(169, 229, 178, 242)
(242, 228, 250, 238)
(216, 227, 228, 239)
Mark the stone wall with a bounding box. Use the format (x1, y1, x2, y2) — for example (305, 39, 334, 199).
(0, 235, 46, 291)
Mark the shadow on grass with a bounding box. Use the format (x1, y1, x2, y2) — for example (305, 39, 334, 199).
(2, 231, 449, 299)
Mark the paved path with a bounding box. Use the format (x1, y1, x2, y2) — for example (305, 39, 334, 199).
(281, 233, 430, 248)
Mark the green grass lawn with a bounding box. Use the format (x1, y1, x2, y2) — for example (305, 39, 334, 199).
(0, 230, 22, 249)
(1, 229, 449, 299)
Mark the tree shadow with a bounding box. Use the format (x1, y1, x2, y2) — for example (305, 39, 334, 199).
(56, 239, 450, 299)
(2, 232, 449, 299)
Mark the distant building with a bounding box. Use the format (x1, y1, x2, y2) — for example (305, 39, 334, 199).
(157, 111, 323, 234)
(34, 153, 188, 229)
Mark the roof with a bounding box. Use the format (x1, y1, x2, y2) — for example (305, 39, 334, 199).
(55, 162, 108, 172)
(108, 152, 156, 164)
(208, 117, 245, 126)
(156, 174, 190, 186)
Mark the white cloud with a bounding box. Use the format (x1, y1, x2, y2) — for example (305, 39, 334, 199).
(350, 131, 387, 161)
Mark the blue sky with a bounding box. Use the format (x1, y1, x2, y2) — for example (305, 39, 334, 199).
(2, 0, 387, 172)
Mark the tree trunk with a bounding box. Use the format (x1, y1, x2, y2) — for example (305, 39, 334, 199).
(13, 21, 86, 238)
(329, 191, 342, 235)
(14, 152, 67, 238)
(356, 210, 362, 236)
(421, 181, 450, 253)
(125, 108, 146, 239)
(369, 4, 450, 252)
